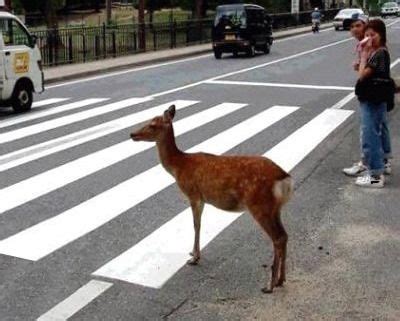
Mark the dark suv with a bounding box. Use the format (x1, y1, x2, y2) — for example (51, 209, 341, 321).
(212, 4, 273, 59)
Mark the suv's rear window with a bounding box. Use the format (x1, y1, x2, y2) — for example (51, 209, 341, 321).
(215, 6, 246, 26)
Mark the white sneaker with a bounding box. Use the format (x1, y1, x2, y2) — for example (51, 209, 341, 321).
(343, 162, 367, 177)
(384, 161, 392, 175)
(355, 174, 385, 188)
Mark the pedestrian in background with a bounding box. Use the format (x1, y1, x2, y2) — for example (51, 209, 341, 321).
(353, 19, 393, 188)
(343, 14, 392, 181)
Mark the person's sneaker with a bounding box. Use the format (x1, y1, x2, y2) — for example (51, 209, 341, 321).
(384, 160, 392, 175)
(355, 174, 385, 188)
(343, 162, 367, 177)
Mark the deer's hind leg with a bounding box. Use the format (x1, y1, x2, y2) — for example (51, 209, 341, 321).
(275, 214, 288, 287)
(248, 203, 288, 293)
(187, 198, 204, 266)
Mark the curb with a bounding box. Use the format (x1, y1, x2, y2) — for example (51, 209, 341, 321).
(44, 24, 333, 85)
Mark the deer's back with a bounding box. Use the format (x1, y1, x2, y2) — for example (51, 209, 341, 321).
(175, 153, 290, 211)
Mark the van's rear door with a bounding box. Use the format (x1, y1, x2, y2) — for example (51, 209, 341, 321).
(213, 5, 246, 42)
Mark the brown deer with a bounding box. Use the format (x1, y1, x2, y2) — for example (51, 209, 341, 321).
(130, 105, 293, 293)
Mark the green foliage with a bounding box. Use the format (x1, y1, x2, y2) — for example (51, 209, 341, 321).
(11, 0, 24, 14)
(19, 0, 65, 12)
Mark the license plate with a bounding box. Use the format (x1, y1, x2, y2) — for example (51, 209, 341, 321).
(225, 35, 235, 41)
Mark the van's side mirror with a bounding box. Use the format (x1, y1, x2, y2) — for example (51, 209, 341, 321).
(30, 35, 38, 48)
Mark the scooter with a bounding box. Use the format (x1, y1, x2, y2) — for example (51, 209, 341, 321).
(312, 20, 320, 33)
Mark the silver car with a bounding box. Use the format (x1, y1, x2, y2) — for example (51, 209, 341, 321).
(333, 8, 364, 30)
(381, 2, 400, 18)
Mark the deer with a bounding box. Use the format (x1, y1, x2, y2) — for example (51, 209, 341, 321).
(130, 105, 293, 293)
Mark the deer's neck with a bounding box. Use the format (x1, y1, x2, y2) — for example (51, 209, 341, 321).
(156, 126, 184, 177)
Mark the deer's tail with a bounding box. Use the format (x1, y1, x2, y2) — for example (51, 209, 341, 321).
(272, 176, 294, 206)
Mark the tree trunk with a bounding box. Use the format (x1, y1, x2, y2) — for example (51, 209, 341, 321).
(138, 0, 146, 51)
(149, 9, 154, 29)
(195, 0, 204, 19)
(4, 0, 11, 10)
(106, 0, 112, 24)
(93, 0, 100, 13)
(43, 1, 58, 29)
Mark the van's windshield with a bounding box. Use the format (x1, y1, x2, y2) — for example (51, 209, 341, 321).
(382, 2, 397, 7)
(214, 6, 246, 27)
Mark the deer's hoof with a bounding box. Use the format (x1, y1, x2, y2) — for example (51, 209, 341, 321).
(261, 287, 273, 294)
(187, 257, 199, 265)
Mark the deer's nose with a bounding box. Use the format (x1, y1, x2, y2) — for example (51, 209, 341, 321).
(130, 132, 140, 141)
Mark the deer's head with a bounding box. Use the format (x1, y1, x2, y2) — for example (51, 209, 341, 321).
(130, 105, 176, 142)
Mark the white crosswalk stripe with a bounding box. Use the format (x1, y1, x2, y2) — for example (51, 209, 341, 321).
(0, 100, 198, 171)
(0, 96, 353, 294)
(0, 98, 109, 130)
(32, 98, 70, 108)
(37, 280, 113, 321)
(0, 97, 152, 144)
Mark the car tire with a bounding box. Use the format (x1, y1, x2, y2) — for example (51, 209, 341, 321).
(11, 82, 33, 113)
(247, 45, 255, 57)
(263, 43, 270, 54)
(214, 48, 222, 59)
(334, 26, 340, 31)
(233, 51, 239, 58)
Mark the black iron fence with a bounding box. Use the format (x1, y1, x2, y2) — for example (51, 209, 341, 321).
(32, 9, 339, 67)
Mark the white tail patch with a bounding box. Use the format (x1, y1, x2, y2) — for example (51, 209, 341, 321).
(273, 176, 294, 205)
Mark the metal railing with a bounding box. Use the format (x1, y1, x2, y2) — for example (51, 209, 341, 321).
(31, 9, 340, 67)
(33, 20, 212, 67)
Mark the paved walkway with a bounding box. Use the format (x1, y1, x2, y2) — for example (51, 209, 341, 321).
(44, 23, 334, 84)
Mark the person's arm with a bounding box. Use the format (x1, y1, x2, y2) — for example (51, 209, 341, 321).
(358, 58, 373, 79)
(358, 46, 382, 79)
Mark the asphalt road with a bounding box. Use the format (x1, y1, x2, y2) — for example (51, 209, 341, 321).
(1, 20, 400, 320)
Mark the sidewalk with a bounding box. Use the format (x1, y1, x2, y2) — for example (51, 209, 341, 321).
(44, 23, 333, 85)
(170, 104, 400, 320)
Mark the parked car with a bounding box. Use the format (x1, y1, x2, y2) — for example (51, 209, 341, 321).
(0, 10, 44, 112)
(333, 8, 364, 30)
(381, 2, 400, 17)
(212, 4, 273, 59)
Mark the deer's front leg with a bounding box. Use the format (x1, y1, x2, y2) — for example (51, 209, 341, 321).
(187, 199, 204, 266)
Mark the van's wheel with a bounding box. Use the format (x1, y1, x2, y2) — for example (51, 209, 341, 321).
(263, 43, 271, 54)
(11, 83, 33, 113)
(214, 49, 222, 59)
(247, 45, 255, 57)
(233, 51, 238, 58)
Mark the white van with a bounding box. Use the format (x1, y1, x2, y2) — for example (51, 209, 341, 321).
(0, 10, 44, 112)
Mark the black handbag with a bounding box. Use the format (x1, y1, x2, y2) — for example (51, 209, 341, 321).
(355, 77, 396, 109)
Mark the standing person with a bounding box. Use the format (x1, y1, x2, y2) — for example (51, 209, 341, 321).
(343, 14, 392, 178)
(354, 19, 392, 188)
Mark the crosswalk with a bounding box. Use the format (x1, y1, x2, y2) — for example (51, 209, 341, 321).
(0, 96, 353, 308)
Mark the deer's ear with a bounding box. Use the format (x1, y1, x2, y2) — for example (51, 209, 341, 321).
(163, 105, 176, 122)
